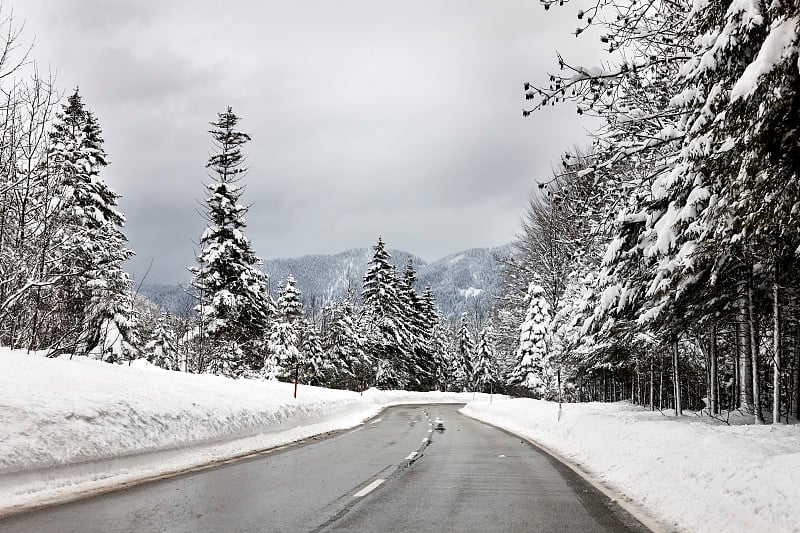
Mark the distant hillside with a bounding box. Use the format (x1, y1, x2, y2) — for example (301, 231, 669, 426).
(416, 245, 512, 321)
(138, 244, 513, 320)
(136, 283, 195, 318)
(263, 248, 427, 304)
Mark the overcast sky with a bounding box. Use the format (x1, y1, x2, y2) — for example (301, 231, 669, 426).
(13, 0, 600, 284)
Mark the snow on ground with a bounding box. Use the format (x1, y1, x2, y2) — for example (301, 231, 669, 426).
(0, 347, 478, 513)
(9, 344, 797, 532)
(462, 397, 800, 533)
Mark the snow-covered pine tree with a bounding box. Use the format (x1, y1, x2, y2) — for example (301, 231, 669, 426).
(323, 298, 370, 390)
(453, 313, 475, 391)
(419, 286, 438, 332)
(431, 317, 454, 391)
(361, 237, 413, 389)
(510, 283, 551, 392)
(265, 322, 299, 380)
(415, 285, 441, 390)
(684, 0, 800, 424)
(397, 258, 435, 390)
(301, 320, 328, 386)
(190, 107, 272, 374)
(47, 89, 137, 360)
(277, 276, 303, 323)
(145, 312, 178, 370)
(473, 327, 498, 393)
(267, 276, 305, 381)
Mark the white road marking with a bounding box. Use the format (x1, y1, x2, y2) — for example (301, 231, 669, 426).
(405, 451, 418, 460)
(421, 437, 429, 443)
(428, 429, 433, 433)
(353, 478, 385, 498)
(371, 418, 382, 424)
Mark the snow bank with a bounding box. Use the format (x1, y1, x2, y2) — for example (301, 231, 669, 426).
(462, 398, 800, 533)
(0, 348, 477, 513)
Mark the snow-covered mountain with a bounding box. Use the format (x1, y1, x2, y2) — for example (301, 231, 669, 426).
(263, 248, 427, 304)
(416, 246, 511, 321)
(139, 244, 512, 320)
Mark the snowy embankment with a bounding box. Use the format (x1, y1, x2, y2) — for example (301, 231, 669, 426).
(462, 398, 800, 533)
(0, 348, 478, 514)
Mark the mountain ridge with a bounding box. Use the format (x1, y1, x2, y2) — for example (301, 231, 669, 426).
(139, 243, 512, 320)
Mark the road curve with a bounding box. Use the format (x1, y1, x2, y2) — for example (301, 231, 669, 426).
(0, 404, 650, 532)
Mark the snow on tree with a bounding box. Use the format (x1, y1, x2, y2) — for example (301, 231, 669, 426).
(510, 283, 551, 391)
(277, 276, 303, 323)
(431, 317, 455, 391)
(453, 313, 475, 391)
(323, 298, 370, 390)
(189, 107, 272, 374)
(396, 258, 435, 390)
(508, 0, 800, 415)
(265, 276, 306, 382)
(473, 327, 498, 393)
(145, 313, 179, 370)
(46, 89, 137, 360)
(207, 340, 246, 378)
(265, 322, 299, 380)
(87, 288, 139, 364)
(361, 237, 413, 389)
(300, 320, 329, 386)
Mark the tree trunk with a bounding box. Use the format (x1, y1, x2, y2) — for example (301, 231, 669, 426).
(738, 283, 754, 413)
(673, 339, 682, 416)
(649, 357, 654, 411)
(733, 324, 740, 410)
(773, 259, 781, 424)
(710, 323, 719, 415)
(791, 336, 800, 421)
(748, 274, 764, 424)
(659, 354, 664, 411)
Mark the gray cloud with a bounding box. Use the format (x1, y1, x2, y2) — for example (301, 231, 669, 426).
(14, 0, 603, 283)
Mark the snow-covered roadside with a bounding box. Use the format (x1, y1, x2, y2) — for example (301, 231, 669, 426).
(462, 398, 800, 533)
(0, 348, 478, 514)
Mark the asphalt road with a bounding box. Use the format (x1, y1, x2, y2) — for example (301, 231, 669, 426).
(0, 404, 650, 533)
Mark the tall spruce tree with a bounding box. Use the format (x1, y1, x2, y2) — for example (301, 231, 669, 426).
(362, 237, 412, 388)
(397, 258, 434, 390)
(431, 317, 455, 391)
(145, 312, 178, 370)
(454, 313, 475, 391)
(267, 276, 304, 380)
(277, 276, 303, 323)
(473, 327, 498, 393)
(190, 107, 271, 374)
(510, 283, 551, 392)
(48, 89, 136, 360)
(301, 320, 328, 386)
(324, 298, 370, 390)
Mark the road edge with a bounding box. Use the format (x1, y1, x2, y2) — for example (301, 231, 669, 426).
(0, 406, 387, 520)
(459, 408, 671, 533)
(0, 401, 465, 521)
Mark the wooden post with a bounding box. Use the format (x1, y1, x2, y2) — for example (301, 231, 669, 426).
(673, 339, 682, 416)
(294, 363, 299, 399)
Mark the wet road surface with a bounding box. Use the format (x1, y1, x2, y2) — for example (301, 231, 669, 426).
(0, 404, 650, 532)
